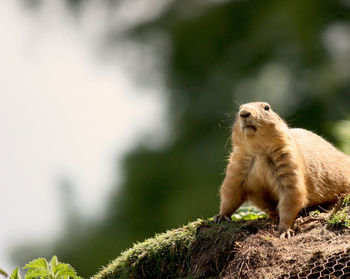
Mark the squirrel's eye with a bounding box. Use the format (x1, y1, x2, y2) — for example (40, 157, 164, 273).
(264, 105, 270, 111)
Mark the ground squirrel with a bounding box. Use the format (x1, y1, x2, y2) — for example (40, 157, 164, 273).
(214, 102, 350, 238)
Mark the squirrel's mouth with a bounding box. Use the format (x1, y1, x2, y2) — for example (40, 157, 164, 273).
(241, 118, 257, 134)
(243, 125, 257, 132)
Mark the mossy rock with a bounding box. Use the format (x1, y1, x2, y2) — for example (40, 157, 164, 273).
(92, 217, 267, 279)
(93, 201, 350, 279)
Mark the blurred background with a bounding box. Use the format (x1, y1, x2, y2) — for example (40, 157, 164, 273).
(2, 0, 350, 277)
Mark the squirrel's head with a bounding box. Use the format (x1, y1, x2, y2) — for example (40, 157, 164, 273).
(234, 102, 285, 139)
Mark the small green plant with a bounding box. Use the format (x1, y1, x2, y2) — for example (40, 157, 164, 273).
(309, 209, 320, 217)
(326, 194, 350, 229)
(342, 195, 350, 207)
(327, 208, 350, 228)
(9, 256, 81, 279)
(232, 205, 267, 221)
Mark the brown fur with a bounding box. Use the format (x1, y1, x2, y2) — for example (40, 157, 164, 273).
(214, 102, 350, 237)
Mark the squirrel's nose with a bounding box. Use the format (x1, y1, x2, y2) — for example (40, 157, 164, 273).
(240, 110, 251, 118)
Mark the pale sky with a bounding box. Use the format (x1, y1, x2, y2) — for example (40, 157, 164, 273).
(0, 1, 167, 272)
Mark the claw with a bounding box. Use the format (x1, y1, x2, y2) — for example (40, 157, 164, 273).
(213, 215, 219, 223)
(213, 214, 232, 223)
(279, 228, 294, 239)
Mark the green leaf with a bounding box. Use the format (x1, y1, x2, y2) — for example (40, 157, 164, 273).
(54, 264, 78, 279)
(50, 256, 59, 277)
(23, 259, 49, 271)
(0, 269, 8, 278)
(20, 257, 80, 279)
(24, 269, 50, 279)
(9, 268, 21, 279)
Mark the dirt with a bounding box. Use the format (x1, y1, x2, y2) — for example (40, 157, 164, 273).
(211, 213, 350, 278)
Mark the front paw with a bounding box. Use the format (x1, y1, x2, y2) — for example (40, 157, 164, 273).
(213, 213, 232, 223)
(278, 227, 294, 239)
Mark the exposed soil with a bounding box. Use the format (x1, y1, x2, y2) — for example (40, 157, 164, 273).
(191, 213, 350, 278)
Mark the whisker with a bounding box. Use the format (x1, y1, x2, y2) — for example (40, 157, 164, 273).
(233, 99, 242, 110)
(224, 131, 232, 149)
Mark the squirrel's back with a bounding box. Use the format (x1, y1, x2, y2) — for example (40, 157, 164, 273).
(291, 128, 350, 205)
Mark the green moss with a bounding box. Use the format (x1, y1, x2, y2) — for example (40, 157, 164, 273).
(93, 220, 201, 279)
(91, 208, 266, 279)
(91, 216, 263, 279)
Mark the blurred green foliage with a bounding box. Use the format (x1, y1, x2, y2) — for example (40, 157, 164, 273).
(12, 0, 350, 277)
(334, 119, 350, 154)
